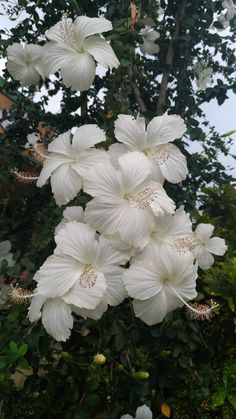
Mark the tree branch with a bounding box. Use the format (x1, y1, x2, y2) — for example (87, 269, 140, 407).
(156, 0, 187, 116)
(128, 65, 147, 113)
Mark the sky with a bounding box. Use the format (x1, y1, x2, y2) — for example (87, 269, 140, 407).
(0, 5, 235, 177)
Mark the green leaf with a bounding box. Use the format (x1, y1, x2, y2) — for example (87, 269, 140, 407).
(212, 388, 227, 407)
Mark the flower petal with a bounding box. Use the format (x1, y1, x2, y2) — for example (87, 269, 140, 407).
(118, 151, 151, 193)
(117, 205, 153, 249)
(60, 51, 96, 91)
(36, 254, 81, 297)
(140, 40, 160, 55)
(48, 131, 74, 158)
(95, 236, 129, 268)
(71, 149, 109, 177)
(50, 164, 82, 206)
(83, 161, 122, 200)
(123, 262, 163, 300)
(72, 125, 106, 153)
(205, 237, 227, 256)
(62, 272, 106, 309)
(133, 291, 167, 325)
(83, 36, 119, 68)
(55, 221, 98, 263)
(196, 250, 214, 269)
(72, 297, 108, 320)
(28, 294, 47, 322)
(195, 223, 214, 241)
(108, 143, 129, 168)
(42, 298, 73, 341)
(115, 115, 147, 150)
(136, 405, 153, 419)
(103, 266, 126, 306)
(37, 157, 71, 187)
(74, 16, 112, 43)
(43, 42, 76, 76)
(146, 115, 186, 147)
(149, 144, 188, 184)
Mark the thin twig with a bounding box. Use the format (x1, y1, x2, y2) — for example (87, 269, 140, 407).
(156, 0, 187, 116)
(128, 65, 147, 113)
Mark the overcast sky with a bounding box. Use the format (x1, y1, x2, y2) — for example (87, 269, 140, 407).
(0, 7, 235, 177)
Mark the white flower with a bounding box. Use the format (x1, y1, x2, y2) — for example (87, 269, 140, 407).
(139, 27, 160, 56)
(55, 206, 84, 234)
(192, 223, 227, 269)
(84, 152, 175, 249)
(222, 0, 236, 20)
(194, 61, 213, 90)
(37, 125, 108, 206)
(24, 133, 40, 149)
(134, 206, 196, 260)
(7, 43, 45, 86)
(28, 294, 73, 342)
(43, 16, 119, 91)
(109, 114, 187, 184)
(121, 404, 153, 419)
(35, 222, 127, 311)
(0, 241, 14, 268)
(123, 246, 197, 325)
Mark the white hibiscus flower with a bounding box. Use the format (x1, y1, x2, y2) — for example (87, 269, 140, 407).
(222, 0, 236, 20)
(121, 404, 153, 419)
(192, 223, 227, 269)
(55, 206, 84, 234)
(109, 114, 187, 184)
(0, 240, 14, 268)
(37, 125, 108, 206)
(139, 27, 160, 56)
(134, 206, 196, 260)
(123, 245, 198, 325)
(43, 16, 119, 91)
(84, 152, 175, 249)
(194, 61, 213, 90)
(28, 294, 73, 342)
(6, 43, 45, 86)
(35, 222, 127, 311)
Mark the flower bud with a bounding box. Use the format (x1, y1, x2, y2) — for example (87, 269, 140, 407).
(132, 370, 149, 379)
(93, 353, 106, 365)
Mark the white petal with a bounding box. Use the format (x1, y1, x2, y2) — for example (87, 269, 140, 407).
(72, 297, 108, 320)
(123, 262, 163, 300)
(133, 291, 167, 325)
(36, 254, 81, 297)
(60, 51, 96, 91)
(140, 40, 160, 55)
(149, 144, 188, 184)
(43, 42, 76, 76)
(48, 131, 75, 158)
(148, 183, 176, 216)
(120, 415, 133, 419)
(108, 143, 129, 168)
(74, 16, 112, 42)
(95, 236, 129, 268)
(160, 245, 195, 281)
(195, 223, 214, 241)
(28, 294, 47, 322)
(50, 164, 82, 206)
(118, 152, 151, 193)
(84, 198, 128, 236)
(103, 266, 126, 306)
(115, 115, 147, 150)
(83, 161, 122, 199)
(83, 36, 119, 68)
(72, 125, 106, 153)
(196, 250, 215, 269)
(71, 149, 109, 177)
(55, 221, 98, 263)
(63, 206, 84, 222)
(146, 30, 160, 42)
(42, 299, 73, 341)
(136, 405, 153, 419)
(0, 240, 11, 255)
(117, 205, 153, 249)
(62, 272, 106, 309)
(146, 115, 186, 147)
(205, 237, 227, 256)
(37, 157, 71, 187)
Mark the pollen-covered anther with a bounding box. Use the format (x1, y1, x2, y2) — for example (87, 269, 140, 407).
(9, 285, 34, 304)
(131, 186, 159, 209)
(171, 236, 198, 253)
(187, 301, 219, 321)
(79, 268, 98, 289)
(59, 17, 76, 47)
(149, 144, 172, 166)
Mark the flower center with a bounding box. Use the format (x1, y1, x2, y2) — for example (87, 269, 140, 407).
(59, 18, 83, 52)
(79, 266, 98, 289)
(170, 235, 198, 253)
(130, 185, 159, 209)
(148, 144, 172, 166)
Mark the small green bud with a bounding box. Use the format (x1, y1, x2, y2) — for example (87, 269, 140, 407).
(132, 371, 149, 379)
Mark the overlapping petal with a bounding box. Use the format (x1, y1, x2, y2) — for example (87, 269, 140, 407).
(50, 164, 82, 206)
(42, 298, 73, 342)
(146, 115, 186, 147)
(83, 36, 119, 68)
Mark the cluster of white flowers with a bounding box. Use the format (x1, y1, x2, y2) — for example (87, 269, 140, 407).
(9, 112, 227, 341)
(6, 16, 119, 91)
(193, 60, 213, 90)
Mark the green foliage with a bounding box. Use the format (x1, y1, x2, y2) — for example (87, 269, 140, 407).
(0, 0, 236, 418)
